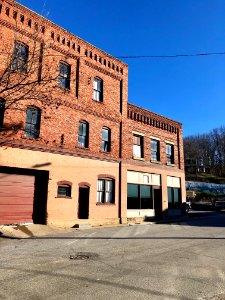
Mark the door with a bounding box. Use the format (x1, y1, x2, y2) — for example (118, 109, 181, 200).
(78, 186, 89, 219)
(0, 173, 35, 224)
(153, 187, 162, 218)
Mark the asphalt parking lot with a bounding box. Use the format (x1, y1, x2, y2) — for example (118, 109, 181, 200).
(0, 212, 225, 300)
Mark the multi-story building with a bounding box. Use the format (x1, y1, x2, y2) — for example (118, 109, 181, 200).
(0, 0, 186, 226)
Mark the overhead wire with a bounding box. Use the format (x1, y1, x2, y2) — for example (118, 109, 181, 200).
(116, 51, 225, 59)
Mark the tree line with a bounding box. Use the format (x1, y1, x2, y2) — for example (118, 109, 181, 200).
(184, 126, 225, 178)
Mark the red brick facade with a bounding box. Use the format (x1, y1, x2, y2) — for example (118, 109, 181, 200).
(0, 0, 186, 226)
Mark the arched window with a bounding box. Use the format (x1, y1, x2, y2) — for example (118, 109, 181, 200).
(93, 77, 103, 102)
(101, 127, 110, 152)
(78, 120, 89, 148)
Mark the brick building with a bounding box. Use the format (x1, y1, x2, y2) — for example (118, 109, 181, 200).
(0, 0, 186, 226)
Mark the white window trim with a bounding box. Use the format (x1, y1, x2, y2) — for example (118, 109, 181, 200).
(165, 140, 174, 145)
(150, 136, 160, 141)
(132, 131, 145, 136)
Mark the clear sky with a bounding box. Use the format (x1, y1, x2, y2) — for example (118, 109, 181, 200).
(18, 0, 225, 137)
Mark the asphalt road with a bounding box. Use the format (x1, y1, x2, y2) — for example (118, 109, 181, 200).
(0, 212, 225, 300)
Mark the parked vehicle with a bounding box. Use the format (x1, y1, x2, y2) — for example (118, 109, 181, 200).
(214, 201, 225, 211)
(186, 199, 191, 212)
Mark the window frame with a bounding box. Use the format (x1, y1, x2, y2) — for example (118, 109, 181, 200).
(151, 139, 160, 162)
(101, 127, 111, 152)
(24, 106, 41, 139)
(127, 183, 153, 210)
(166, 143, 175, 164)
(97, 178, 115, 204)
(133, 134, 144, 159)
(167, 187, 181, 209)
(11, 41, 29, 72)
(0, 98, 5, 128)
(58, 61, 71, 89)
(93, 77, 103, 102)
(78, 120, 89, 148)
(57, 185, 72, 198)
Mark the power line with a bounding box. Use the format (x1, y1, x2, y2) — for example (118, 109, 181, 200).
(116, 51, 225, 59)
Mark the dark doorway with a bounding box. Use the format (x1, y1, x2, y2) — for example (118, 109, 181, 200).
(154, 187, 162, 218)
(78, 186, 89, 219)
(33, 170, 49, 224)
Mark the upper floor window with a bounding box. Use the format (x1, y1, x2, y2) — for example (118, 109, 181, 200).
(101, 127, 110, 152)
(25, 107, 41, 139)
(133, 134, 143, 159)
(0, 98, 5, 128)
(93, 77, 103, 102)
(78, 121, 89, 148)
(58, 62, 71, 89)
(151, 139, 160, 162)
(97, 178, 114, 203)
(166, 143, 174, 164)
(11, 41, 29, 72)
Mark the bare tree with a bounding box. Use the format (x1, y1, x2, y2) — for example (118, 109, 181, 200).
(184, 126, 225, 178)
(0, 34, 56, 110)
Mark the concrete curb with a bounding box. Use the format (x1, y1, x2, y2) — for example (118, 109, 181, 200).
(0, 224, 74, 239)
(0, 211, 219, 239)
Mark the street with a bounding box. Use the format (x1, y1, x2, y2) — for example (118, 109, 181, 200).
(0, 212, 225, 300)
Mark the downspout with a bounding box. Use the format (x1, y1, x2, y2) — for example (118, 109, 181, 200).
(119, 79, 123, 223)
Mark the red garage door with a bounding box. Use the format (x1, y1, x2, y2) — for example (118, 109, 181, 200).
(0, 173, 35, 224)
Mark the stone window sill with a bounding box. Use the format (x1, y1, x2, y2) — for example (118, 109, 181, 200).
(55, 196, 72, 199)
(96, 202, 115, 206)
(151, 160, 161, 164)
(133, 157, 145, 161)
(167, 163, 176, 167)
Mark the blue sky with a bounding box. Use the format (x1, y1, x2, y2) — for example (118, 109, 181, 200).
(18, 0, 225, 137)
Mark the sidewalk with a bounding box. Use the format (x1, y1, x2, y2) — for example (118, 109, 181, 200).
(0, 224, 74, 239)
(0, 211, 218, 239)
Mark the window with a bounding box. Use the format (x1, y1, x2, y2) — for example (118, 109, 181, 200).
(20, 14, 24, 23)
(101, 127, 110, 152)
(97, 178, 114, 203)
(166, 143, 174, 164)
(127, 184, 153, 209)
(6, 7, 10, 16)
(78, 121, 89, 148)
(57, 185, 71, 197)
(133, 134, 143, 158)
(168, 187, 181, 209)
(151, 139, 160, 162)
(0, 98, 5, 127)
(25, 107, 41, 139)
(13, 11, 17, 20)
(58, 62, 71, 89)
(11, 41, 29, 72)
(93, 77, 103, 102)
(34, 23, 38, 32)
